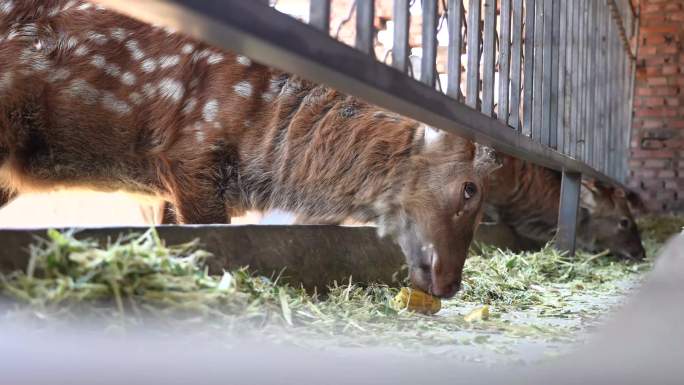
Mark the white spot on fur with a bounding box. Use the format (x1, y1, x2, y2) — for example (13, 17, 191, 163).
(125, 40, 145, 61)
(76, 3, 92, 11)
(47, 67, 70, 83)
(423, 125, 444, 146)
(105, 63, 121, 78)
(66, 36, 79, 50)
(47, 6, 60, 17)
(63, 79, 99, 105)
(141, 58, 157, 73)
(262, 77, 284, 102)
(158, 78, 184, 103)
(181, 43, 194, 55)
(182, 97, 197, 115)
(0, 72, 13, 92)
(102, 91, 131, 115)
(90, 55, 106, 68)
(110, 28, 128, 42)
(121, 72, 136, 86)
(233, 81, 252, 98)
(0, 1, 15, 14)
(142, 83, 157, 98)
(73, 45, 89, 57)
(207, 53, 223, 65)
(236, 55, 251, 66)
(86, 31, 107, 45)
(129, 92, 143, 105)
(203, 99, 219, 122)
(62, 0, 77, 11)
(158, 55, 180, 69)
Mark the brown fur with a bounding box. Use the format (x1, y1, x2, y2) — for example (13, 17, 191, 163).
(0, 1, 500, 297)
(484, 155, 646, 260)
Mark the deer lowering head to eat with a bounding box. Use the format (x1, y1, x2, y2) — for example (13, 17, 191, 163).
(0, 0, 501, 297)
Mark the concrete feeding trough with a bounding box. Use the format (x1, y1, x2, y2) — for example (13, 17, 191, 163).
(0, 225, 406, 291)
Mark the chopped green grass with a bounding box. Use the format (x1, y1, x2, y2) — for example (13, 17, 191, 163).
(0, 216, 679, 361)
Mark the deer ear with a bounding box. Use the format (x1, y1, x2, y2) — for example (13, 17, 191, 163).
(582, 179, 600, 193)
(625, 190, 646, 214)
(579, 184, 598, 213)
(474, 143, 502, 176)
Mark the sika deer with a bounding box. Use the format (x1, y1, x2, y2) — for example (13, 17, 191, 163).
(0, 0, 500, 297)
(482, 155, 646, 260)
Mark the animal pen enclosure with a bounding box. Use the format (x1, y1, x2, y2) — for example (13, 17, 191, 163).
(3, 1, 684, 382)
(94, 0, 638, 254)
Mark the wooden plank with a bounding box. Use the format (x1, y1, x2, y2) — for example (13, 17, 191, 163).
(508, 0, 524, 130)
(532, 0, 545, 142)
(421, 0, 439, 87)
(595, 1, 607, 173)
(392, 0, 410, 73)
(466, 0, 482, 108)
(309, 0, 331, 33)
(498, 0, 512, 123)
(481, 0, 496, 116)
(522, 0, 536, 136)
(577, 0, 587, 162)
(447, 0, 464, 100)
(355, 0, 375, 56)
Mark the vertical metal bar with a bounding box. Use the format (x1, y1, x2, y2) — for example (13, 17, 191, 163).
(421, 0, 439, 87)
(577, 0, 587, 162)
(586, 0, 597, 167)
(447, 0, 464, 100)
(532, 0, 545, 142)
(498, 0, 512, 123)
(557, 171, 582, 256)
(481, 0, 496, 116)
(392, 0, 410, 73)
(605, 16, 613, 174)
(522, 0, 536, 136)
(466, 0, 482, 108)
(355, 0, 375, 55)
(309, 0, 331, 33)
(569, 0, 580, 158)
(625, 13, 640, 182)
(549, 0, 560, 150)
(556, 0, 567, 153)
(509, 0, 524, 130)
(595, 1, 607, 173)
(540, 0, 554, 146)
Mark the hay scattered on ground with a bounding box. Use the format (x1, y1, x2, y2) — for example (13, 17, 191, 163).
(0, 217, 680, 361)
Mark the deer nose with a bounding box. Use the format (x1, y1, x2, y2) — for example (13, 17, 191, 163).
(430, 281, 460, 298)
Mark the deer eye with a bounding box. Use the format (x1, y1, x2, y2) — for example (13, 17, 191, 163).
(464, 182, 477, 200)
(618, 218, 631, 230)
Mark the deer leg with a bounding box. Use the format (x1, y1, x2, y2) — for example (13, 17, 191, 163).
(160, 201, 178, 225)
(0, 188, 17, 210)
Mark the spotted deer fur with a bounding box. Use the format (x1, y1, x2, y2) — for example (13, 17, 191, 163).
(483, 155, 645, 260)
(0, 0, 500, 297)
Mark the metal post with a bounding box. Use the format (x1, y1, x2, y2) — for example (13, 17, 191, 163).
(481, 0, 497, 116)
(309, 0, 331, 33)
(446, 0, 464, 100)
(557, 171, 581, 255)
(392, 0, 410, 73)
(466, 0, 482, 108)
(421, 0, 438, 87)
(355, 0, 375, 56)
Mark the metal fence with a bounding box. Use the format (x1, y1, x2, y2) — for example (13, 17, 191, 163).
(95, 0, 639, 254)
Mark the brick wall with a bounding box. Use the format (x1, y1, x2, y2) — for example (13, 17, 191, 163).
(630, 0, 684, 213)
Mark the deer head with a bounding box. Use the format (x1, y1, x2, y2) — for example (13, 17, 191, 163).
(578, 180, 646, 260)
(378, 129, 501, 298)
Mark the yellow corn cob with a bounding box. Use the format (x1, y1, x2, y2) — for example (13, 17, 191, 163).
(463, 305, 490, 322)
(391, 287, 441, 315)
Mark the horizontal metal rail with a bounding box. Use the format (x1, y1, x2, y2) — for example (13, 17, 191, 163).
(94, 0, 631, 189)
